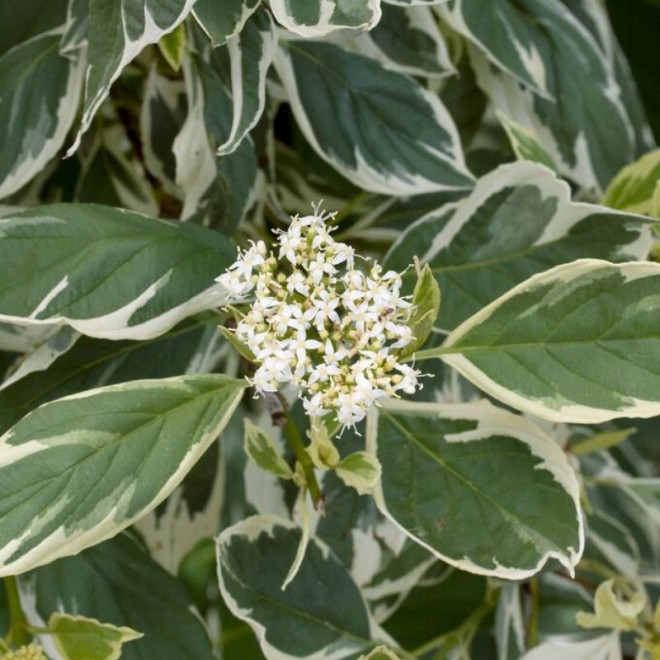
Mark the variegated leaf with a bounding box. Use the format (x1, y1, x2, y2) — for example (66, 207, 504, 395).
(603, 149, 660, 218)
(0, 32, 84, 199)
(134, 427, 226, 572)
(560, 0, 654, 158)
(312, 469, 408, 591)
(270, 0, 381, 38)
(194, 0, 260, 48)
(217, 515, 394, 659)
(386, 162, 654, 330)
(363, 542, 436, 623)
(25, 532, 215, 659)
(497, 112, 556, 171)
(495, 583, 526, 660)
(140, 66, 186, 196)
(0, 326, 79, 392)
(275, 40, 473, 196)
(438, 0, 554, 96)
(383, 0, 447, 5)
(424, 259, 660, 423)
(175, 55, 259, 230)
(0, 204, 236, 340)
(60, 0, 88, 55)
(0, 374, 245, 576)
(356, 4, 454, 78)
(448, 0, 639, 192)
(0, 319, 223, 439)
(521, 633, 621, 660)
(75, 131, 159, 216)
(366, 399, 584, 578)
(68, 0, 196, 155)
(586, 511, 640, 576)
(48, 613, 142, 660)
(217, 8, 277, 156)
(158, 23, 185, 72)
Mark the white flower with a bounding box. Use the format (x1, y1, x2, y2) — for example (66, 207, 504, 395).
(304, 290, 340, 327)
(303, 392, 328, 417)
(286, 271, 309, 296)
(215, 204, 423, 429)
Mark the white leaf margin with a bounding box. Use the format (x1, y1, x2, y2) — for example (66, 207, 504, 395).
(270, 0, 382, 38)
(356, 4, 456, 79)
(366, 398, 585, 579)
(0, 274, 229, 342)
(216, 514, 396, 660)
(67, 0, 197, 156)
(0, 31, 86, 200)
(436, 0, 552, 98)
(441, 259, 660, 424)
(274, 41, 473, 196)
(0, 375, 246, 577)
(386, 162, 654, 273)
(217, 10, 278, 156)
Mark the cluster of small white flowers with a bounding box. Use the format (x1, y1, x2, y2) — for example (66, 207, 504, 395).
(216, 208, 422, 428)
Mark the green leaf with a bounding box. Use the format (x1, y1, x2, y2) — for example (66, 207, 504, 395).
(366, 399, 584, 578)
(275, 40, 474, 196)
(68, 0, 196, 154)
(603, 149, 660, 217)
(450, 0, 644, 191)
(0, 374, 245, 576)
(0, 204, 236, 340)
(576, 579, 645, 631)
(386, 162, 654, 330)
(360, 4, 455, 78)
(219, 325, 256, 362)
(217, 8, 277, 156)
(244, 419, 293, 480)
(335, 451, 382, 496)
(27, 532, 215, 659)
(429, 259, 660, 423)
(402, 263, 440, 357)
(0, 33, 84, 199)
(217, 515, 390, 659)
(270, 0, 381, 37)
(49, 613, 142, 660)
(193, 0, 260, 48)
(158, 23, 185, 72)
(0, 320, 221, 436)
(497, 112, 556, 171)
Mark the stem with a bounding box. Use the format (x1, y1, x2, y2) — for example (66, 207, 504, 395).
(4, 576, 28, 647)
(283, 415, 324, 511)
(404, 345, 451, 363)
(527, 579, 540, 649)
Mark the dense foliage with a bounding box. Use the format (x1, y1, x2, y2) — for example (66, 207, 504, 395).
(0, 1, 659, 658)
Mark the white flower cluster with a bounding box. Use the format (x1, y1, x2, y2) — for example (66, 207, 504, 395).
(216, 209, 422, 428)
